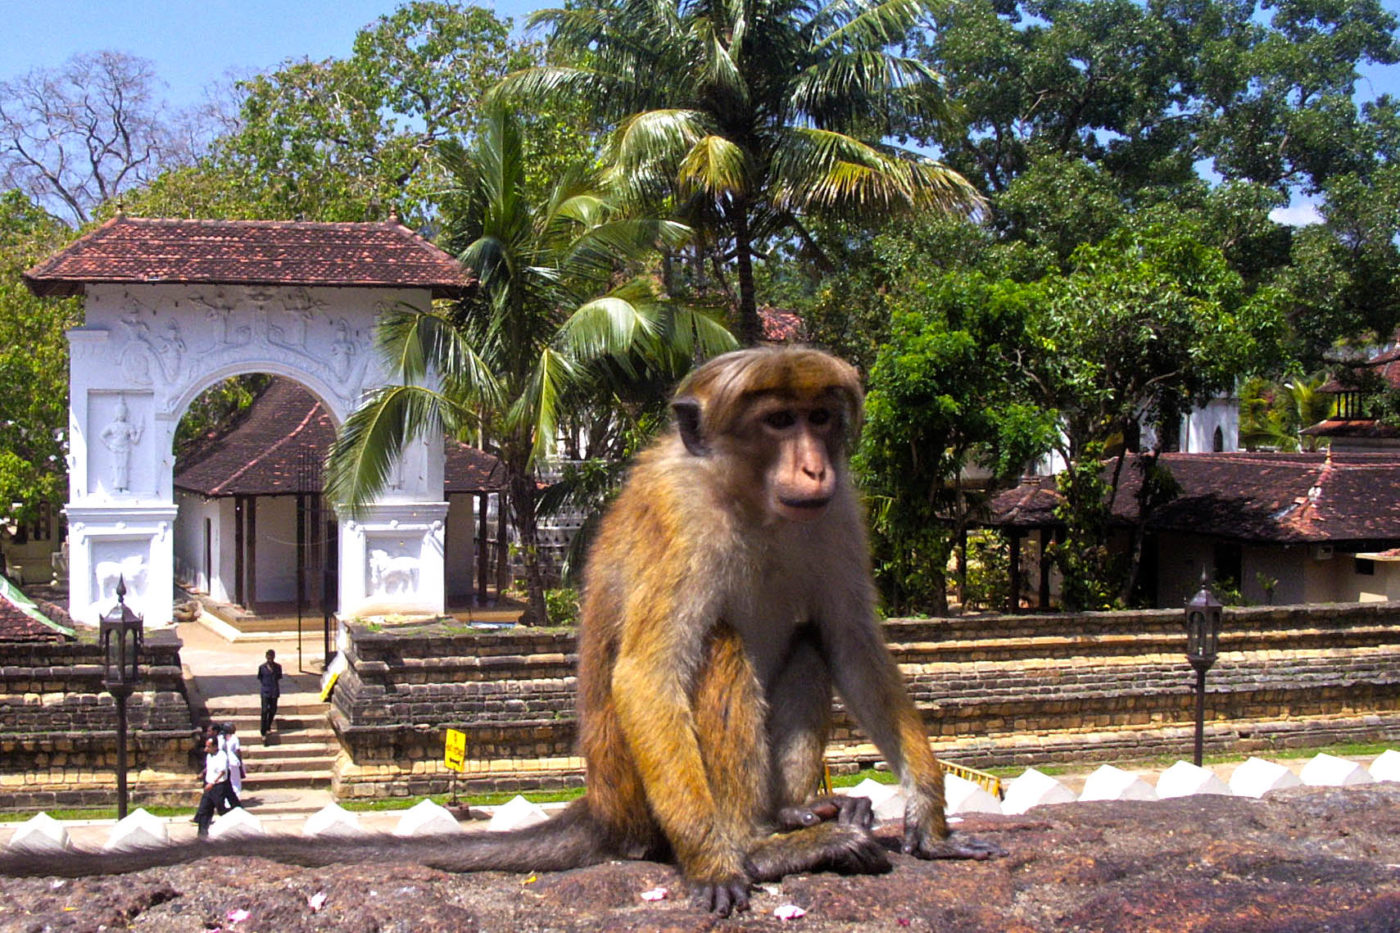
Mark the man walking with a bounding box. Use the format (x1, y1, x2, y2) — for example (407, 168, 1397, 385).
(257, 649, 283, 736)
(194, 735, 229, 838)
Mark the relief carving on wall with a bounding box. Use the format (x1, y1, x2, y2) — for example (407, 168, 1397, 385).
(99, 394, 143, 494)
(119, 299, 186, 386)
(170, 287, 372, 413)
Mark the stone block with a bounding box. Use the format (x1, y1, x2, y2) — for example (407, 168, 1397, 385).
(210, 807, 266, 841)
(6, 812, 71, 854)
(487, 795, 548, 831)
(304, 803, 367, 838)
(103, 808, 169, 851)
(1155, 761, 1232, 799)
(1299, 753, 1375, 787)
(1079, 765, 1157, 802)
(1002, 768, 1077, 815)
(1369, 749, 1400, 783)
(1228, 757, 1301, 798)
(844, 778, 904, 823)
(394, 799, 464, 837)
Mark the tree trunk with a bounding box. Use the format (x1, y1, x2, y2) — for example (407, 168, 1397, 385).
(508, 471, 548, 626)
(731, 200, 761, 345)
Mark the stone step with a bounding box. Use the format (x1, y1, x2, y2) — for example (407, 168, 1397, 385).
(243, 755, 337, 775)
(235, 768, 333, 790)
(242, 740, 338, 762)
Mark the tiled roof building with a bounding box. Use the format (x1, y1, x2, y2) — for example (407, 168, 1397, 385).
(991, 451, 1400, 548)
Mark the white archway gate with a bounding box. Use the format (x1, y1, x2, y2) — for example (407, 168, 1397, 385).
(25, 217, 472, 627)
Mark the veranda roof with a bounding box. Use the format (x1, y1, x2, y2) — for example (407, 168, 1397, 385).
(175, 377, 506, 497)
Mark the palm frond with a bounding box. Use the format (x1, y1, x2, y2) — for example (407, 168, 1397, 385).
(770, 126, 984, 216)
(324, 385, 457, 514)
(678, 134, 750, 199)
(813, 0, 932, 52)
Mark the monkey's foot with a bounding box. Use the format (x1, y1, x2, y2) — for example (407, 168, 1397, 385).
(691, 878, 750, 916)
(747, 822, 891, 882)
(907, 834, 1007, 861)
(776, 793, 875, 831)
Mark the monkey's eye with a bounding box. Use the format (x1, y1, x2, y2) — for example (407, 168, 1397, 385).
(764, 410, 797, 430)
(809, 408, 832, 427)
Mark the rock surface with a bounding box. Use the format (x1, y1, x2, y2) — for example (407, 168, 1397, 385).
(4, 785, 1400, 932)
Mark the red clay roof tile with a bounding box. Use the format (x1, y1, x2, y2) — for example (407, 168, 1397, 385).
(24, 215, 474, 299)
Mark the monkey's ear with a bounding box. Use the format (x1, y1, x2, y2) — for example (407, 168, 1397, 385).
(673, 396, 708, 456)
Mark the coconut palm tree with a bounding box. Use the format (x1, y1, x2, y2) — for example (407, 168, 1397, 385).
(495, 0, 985, 344)
(325, 107, 736, 623)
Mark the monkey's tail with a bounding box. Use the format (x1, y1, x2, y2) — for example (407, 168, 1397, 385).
(0, 799, 615, 879)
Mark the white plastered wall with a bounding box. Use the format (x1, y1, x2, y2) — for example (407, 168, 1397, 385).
(67, 283, 447, 626)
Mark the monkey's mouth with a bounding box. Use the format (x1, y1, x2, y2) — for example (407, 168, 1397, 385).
(777, 495, 831, 518)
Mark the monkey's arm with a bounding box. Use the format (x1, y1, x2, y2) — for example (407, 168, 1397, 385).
(815, 581, 954, 851)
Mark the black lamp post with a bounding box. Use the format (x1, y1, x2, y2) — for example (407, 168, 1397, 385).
(100, 577, 144, 819)
(1183, 573, 1223, 767)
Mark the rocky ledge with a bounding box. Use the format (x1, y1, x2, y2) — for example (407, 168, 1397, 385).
(4, 784, 1400, 932)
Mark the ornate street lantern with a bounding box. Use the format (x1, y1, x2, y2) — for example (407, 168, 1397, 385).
(100, 578, 144, 819)
(1183, 573, 1223, 767)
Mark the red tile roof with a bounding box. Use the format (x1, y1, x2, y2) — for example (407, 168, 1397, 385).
(759, 306, 806, 343)
(989, 451, 1400, 547)
(175, 377, 506, 497)
(0, 576, 75, 642)
(24, 215, 474, 299)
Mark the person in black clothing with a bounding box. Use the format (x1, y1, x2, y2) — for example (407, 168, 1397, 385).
(257, 649, 282, 736)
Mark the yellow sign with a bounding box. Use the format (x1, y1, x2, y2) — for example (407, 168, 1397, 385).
(444, 728, 466, 772)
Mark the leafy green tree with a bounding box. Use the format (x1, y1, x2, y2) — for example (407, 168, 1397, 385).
(500, 0, 984, 343)
(1024, 218, 1286, 605)
(857, 273, 1054, 614)
(324, 109, 735, 623)
(0, 191, 77, 535)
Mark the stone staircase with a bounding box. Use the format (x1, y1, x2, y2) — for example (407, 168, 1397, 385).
(204, 691, 339, 799)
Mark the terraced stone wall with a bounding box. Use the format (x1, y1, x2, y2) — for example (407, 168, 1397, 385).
(0, 630, 196, 811)
(329, 603, 1400, 798)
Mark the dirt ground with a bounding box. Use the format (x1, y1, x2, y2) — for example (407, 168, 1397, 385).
(3, 783, 1400, 932)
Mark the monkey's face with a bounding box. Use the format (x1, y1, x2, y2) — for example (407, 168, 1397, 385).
(749, 395, 844, 523)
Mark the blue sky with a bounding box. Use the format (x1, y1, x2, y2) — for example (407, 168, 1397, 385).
(0, 0, 1396, 226)
(3, 1, 1396, 110)
(0, 1, 544, 108)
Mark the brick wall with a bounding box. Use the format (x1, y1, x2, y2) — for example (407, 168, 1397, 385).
(0, 629, 198, 811)
(329, 603, 1400, 798)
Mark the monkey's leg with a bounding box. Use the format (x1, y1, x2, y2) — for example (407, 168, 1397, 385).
(684, 624, 773, 915)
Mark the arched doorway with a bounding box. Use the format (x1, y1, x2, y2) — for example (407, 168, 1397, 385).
(23, 216, 472, 626)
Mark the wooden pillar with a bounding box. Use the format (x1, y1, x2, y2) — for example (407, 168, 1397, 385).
(233, 496, 245, 607)
(246, 495, 258, 611)
(476, 492, 490, 602)
(1039, 526, 1053, 609)
(1008, 531, 1022, 613)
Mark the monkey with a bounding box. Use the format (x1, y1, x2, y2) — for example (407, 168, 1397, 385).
(0, 346, 999, 913)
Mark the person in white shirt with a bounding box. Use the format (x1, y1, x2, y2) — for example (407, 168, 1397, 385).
(220, 723, 244, 808)
(194, 736, 228, 838)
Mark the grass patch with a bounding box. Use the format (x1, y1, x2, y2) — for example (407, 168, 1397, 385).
(339, 787, 586, 813)
(0, 805, 194, 823)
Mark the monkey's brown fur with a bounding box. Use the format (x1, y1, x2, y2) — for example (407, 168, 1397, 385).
(0, 347, 993, 914)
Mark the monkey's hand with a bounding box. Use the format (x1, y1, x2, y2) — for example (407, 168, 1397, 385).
(902, 798, 1006, 861)
(776, 794, 874, 831)
(690, 877, 750, 916)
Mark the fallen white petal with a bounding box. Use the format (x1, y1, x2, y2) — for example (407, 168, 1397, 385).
(775, 904, 807, 920)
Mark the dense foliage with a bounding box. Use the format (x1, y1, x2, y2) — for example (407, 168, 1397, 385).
(2, 0, 1398, 614)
